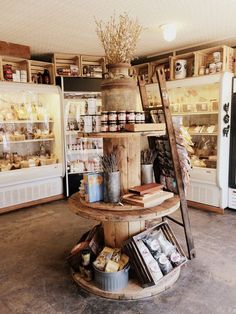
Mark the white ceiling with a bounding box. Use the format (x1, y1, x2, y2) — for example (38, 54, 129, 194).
(1, 0, 236, 59)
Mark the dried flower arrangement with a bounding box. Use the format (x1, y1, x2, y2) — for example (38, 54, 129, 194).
(141, 149, 157, 165)
(95, 12, 142, 64)
(99, 152, 120, 173)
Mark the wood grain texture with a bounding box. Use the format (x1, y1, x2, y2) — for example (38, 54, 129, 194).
(187, 200, 224, 214)
(72, 267, 180, 300)
(68, 193, 180, 222)
(0, 194, 64, 214)
(0, 40, 30, 59)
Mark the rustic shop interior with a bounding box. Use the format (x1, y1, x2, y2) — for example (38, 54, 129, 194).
(0, 1, 236, 313)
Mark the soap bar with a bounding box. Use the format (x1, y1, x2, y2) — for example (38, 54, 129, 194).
(105, 260, 119, 272)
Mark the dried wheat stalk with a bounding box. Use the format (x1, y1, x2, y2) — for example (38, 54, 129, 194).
(95, 12, 142, 64)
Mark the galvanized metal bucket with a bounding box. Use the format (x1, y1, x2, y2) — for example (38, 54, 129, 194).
(103, 171, 120, 203)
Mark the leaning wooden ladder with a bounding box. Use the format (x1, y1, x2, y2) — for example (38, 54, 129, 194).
(138, 68, 196, 259)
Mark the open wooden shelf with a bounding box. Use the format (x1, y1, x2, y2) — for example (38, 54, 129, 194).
(27, 60, 55, 85)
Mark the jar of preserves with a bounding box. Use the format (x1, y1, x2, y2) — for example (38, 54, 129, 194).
(101, 121, 108, 132)
(108, 111, 117, 122)
(118, 110, 126, 122)
(127, 110, 135, 124)
(101, 111, 108, 122)
(108, 122, 118, 132)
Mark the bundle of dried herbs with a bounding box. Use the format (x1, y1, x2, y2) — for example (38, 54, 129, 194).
(141, 149, 157, 165)
(99, 152, 120, 173)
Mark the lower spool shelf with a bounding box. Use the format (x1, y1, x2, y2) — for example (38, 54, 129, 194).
(72, 267, 180, 300)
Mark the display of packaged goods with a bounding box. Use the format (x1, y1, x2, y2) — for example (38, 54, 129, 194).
(83, 172, 104, 202)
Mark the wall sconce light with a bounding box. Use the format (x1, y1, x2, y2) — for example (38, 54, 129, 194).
(160, 23, 176, 42)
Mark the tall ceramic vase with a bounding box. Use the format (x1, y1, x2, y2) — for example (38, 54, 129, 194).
(101, 63, 137, 111)
(103, 171, 120, 203)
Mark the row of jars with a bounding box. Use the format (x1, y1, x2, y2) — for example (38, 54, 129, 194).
(101, 110, 145, 132)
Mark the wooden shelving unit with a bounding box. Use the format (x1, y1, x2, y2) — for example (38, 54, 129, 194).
(80, 55, 105, 78)
(68, 70, 195, 299)
(53, 53, 81, 77)
(27, 60, 55, 85)
(133, 45, 235, 82)
(0, 56, 28, 82)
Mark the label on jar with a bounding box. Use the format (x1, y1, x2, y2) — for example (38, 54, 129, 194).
(101, 122, 108, 132)
(108, 111, 117, 122)
(117, 121, 126, 131)
(118, 111, 126, 122)
(127, 111, 135, 124)
(135, 112, 142, 123)
(101, 111, 108, 122)
(109, 123, 117, 132)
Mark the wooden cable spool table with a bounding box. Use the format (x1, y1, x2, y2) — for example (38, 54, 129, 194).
(68, 130, 182, 299)
(68, 193, 181, 300)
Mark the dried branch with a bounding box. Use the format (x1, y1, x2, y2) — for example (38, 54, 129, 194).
(95, 12, 142, 64)
(141, 149, 157, 165)
(99, 152, 120, 173)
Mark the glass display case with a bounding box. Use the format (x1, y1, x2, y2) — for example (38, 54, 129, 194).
(146, 73, 233, 210)
(0, 82, 64, 211)
(64, 92, 103, 173)
(57, 76, 103, 197)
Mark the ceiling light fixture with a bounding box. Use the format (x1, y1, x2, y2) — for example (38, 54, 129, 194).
(160, 23, 176, 42)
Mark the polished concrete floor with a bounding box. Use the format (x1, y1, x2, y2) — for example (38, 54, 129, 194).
(0, 200, 236, 314)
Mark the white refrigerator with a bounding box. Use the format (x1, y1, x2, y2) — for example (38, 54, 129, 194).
(0, 82, 65, 212)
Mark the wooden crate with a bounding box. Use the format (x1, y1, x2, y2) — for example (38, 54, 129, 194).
(27, 60, 55, 84)
(1, 56, 28, 82)
(195, 45, 234, 76)
(123, 221, 187, 288)
(125, 123, 166, 132)
(170, 52, 195, 80)
(53, 53, 81, 77)
(80, 55, 105, 78)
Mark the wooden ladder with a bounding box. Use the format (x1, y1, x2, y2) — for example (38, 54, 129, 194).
(138, 68, 196, 259)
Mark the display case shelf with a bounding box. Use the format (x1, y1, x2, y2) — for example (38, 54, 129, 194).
(0, 120, 53, 124)
(0, 138, 54, 145)
(67, 149, 103, 155)
(189, 132, 217, 136)
(171, 111, 218, 116)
